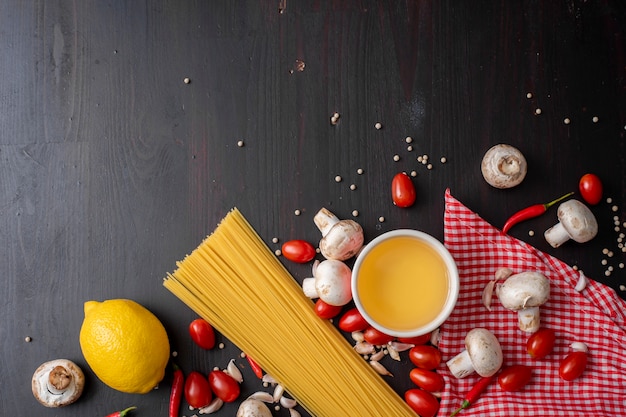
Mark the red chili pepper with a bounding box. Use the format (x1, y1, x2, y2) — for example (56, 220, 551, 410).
(245, 354, 264, 379)
(105, 406, 136, 417)
(169, 364, 184, 417)
(449, 375, 493, 416)
(502, 192, 573, 234)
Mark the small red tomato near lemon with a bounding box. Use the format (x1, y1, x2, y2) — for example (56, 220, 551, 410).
(579, 173, 603, 205)
(208, 370, 240, 402)
(527, 327, 556, 359)
(314, 299, 342, 319)
(559, 351, 588, 381)
(497, 365, 533, 391)
(391, 172, 416, 207)
(409, 345, 442, 370)
(281, 240, 316, 263)
(184, 371, 212, 408)
(404, 388, 440, 417)
(189, 318, 216, 350)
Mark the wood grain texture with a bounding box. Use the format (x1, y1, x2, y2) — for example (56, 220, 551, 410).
(0, 1, 624, 415)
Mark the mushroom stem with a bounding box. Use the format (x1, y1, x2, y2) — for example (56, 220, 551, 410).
(544, 222, 571, 248)
(517, 306, 541, 333)
(313, 208, 340, 237)
(48, 366, 72, 394)
(446, 350, 475, 379)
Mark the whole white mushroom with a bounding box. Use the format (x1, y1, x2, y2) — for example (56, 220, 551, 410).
(446, 328, 503, 379)
(497, 271, 550, 333)
(481, 144, 527, 189)
(544, 199, 598, 248)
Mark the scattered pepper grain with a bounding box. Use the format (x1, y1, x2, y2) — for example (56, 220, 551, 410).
(378, 216, 385, 223)
(564, 117, 571, 125)
(350, 184, 357, 191)
(25, 336, 32, 343)
(294, 209, 301, 216)
(375, 122, 382, 130)
(526, 92, 533, 99)
(335, 175, 342, 183)
(405, 136, 413, 144)
(352, 210, 359, 217)
(592, 116, 599, 123)
(183, 77, 191, 84)
(440, 156, 447, 164)
(393, 154, 400, 162)
(357, 168, 364, 175)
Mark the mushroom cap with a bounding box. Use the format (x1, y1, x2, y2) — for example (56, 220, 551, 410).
(464, 328, 503, 377)
(556, 199, 598, 243)
(497, 272, 550, 310)
(480, 144, 527, 189)
(314, 259, 352, 306)
(319, 219, 364, 261)
(32, 359, 84, 407)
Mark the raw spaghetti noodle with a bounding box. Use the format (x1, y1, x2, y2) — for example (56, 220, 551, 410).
(164, 208, 416, 417)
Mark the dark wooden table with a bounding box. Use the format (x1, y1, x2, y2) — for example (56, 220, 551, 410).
(2, 1, 624, 416)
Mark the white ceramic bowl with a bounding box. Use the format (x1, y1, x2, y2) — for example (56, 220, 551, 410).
(351, 229, 459, 338)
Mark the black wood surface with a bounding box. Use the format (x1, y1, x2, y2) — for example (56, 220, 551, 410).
(2, 1, 624, 416)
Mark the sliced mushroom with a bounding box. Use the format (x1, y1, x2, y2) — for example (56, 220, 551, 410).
(446, 328, 503, 379)
(544, 199, 598, 248)
(314, 208, 364, 261)
(481, 144, 527, 189)
(496, 271, 550, 333)
(32, 359, 85, 407)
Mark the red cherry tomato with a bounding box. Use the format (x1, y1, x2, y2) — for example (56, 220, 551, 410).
(398, 333, 431, 345)
(189, 318, 216, 350)
(404, 388, 440, 417)
(497, 365, 533, 391)
(579, 173, 603, 205)
(184, 371, 212, 408)
(527, 328, 556, 359)
(314, 299, 342, 319)
(409, 345, 442, 370)
(391, 172, 416, 208)
(208, 370, 240, 403)
(281, 240, 316, 263)
(559, 351, 588, 381)
(338, 308, 369, 333)
(409, 368, 445, 392)
(363, 326, 395, 345)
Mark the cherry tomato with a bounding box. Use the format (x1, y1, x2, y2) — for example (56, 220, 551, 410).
(404, 388, 440, 417)
(184, 371, 212, 408)
(497, 365, 533, 391)
(208, 370, 240, 402)
(363, 326, 395, 345)
(409, 368, 445, 392)
(314, 299, 342, 319)
(189, 318, 216, 350)
(281, 240, 316, 263)
(579, 173, 603, 205)
(338, 308, 369, 333)
(527, 328, 556, 359)
(559, 351, 588, 381)
(409, 345, 442, 370)
(398, 333, 431, 345)
(391, 172, 416, 208)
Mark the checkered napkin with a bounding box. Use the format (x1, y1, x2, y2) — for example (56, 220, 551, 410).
(437, 189, 626, 416)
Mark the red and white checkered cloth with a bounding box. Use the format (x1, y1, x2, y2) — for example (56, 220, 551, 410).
(437, 189, 626, 416)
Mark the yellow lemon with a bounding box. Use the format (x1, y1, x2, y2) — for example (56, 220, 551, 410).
(79, 299, 170, 394)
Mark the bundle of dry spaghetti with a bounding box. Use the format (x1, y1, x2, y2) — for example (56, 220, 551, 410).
(164, 208, 415, 417)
